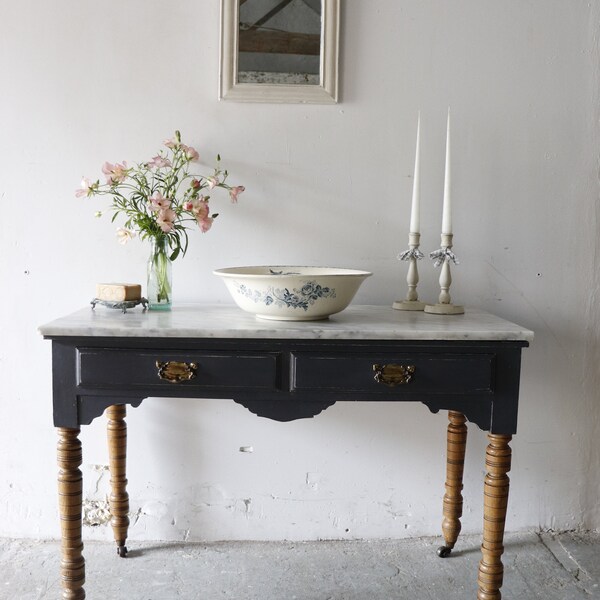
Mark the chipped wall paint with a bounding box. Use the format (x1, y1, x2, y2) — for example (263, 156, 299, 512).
(1, 0, 600, 541)
(82, 465, 112, 527)
(82, 500, 111, 528)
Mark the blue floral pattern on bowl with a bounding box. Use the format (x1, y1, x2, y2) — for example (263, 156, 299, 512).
(235, 281, 336, 312)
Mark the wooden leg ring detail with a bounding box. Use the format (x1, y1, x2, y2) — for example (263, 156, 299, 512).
(477, 434, 512, 600)
(57, 427, 86, 600)
(439, 411, 468, 557)
(107, 405, 130, 558)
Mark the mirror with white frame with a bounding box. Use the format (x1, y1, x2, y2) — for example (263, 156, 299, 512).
(220, 0, 339, 103)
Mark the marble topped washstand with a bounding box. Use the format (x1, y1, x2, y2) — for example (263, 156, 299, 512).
(40, 305, 533, 600)
(40, 304, 533, 341)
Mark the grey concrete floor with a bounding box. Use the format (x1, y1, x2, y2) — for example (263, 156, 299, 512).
(1, 531, 598, 599)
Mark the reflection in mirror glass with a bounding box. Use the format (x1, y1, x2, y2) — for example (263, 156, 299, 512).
(238, 0, 322, 85)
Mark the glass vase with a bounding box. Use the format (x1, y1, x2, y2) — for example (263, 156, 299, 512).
(147, 237, 172, 310)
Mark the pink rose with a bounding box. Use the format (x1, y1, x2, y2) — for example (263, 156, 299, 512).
(229, 185, 245, 203)
(148, 192, 171, 212)
(146, 155, 172, 169)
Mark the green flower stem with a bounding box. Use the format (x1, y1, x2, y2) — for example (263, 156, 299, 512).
(148, 237, 172, 309)
(152, 245, 171, 303)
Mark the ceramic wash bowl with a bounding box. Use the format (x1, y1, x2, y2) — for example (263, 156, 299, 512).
(214, 266, 372, 321)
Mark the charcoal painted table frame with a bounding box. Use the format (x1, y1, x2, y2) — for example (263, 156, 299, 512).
(41, 305, 532, 600)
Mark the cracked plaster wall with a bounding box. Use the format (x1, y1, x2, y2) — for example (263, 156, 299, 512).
(1, 0, 599, 541)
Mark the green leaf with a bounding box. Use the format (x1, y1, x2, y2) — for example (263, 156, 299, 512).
(170, 247, 180, 261)
(182, 230, 190, 256)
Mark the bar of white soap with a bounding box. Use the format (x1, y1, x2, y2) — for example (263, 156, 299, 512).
(95, 283, 142, 302)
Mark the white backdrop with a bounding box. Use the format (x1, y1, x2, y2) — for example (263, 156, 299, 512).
(1, 0, 599, 542)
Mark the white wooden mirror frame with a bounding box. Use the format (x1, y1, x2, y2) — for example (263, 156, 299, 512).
(219, 0, 339, 103)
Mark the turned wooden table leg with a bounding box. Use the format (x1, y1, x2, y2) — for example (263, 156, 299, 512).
(477, 434, 512, 600)
(438, 410, 468, 558)
(107, 404, 130, 558)
(57, 427, 86, 600)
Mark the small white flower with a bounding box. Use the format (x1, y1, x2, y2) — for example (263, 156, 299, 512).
(116, 227, 136, 245)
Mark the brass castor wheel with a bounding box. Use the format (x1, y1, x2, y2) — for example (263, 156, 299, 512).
(437, 545, 452, 558)
(117, 545, 128, 557)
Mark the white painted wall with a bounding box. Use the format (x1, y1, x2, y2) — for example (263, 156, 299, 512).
(1, 0, 599, 543)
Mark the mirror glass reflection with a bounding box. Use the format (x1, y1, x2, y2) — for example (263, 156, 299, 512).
(238, 0, 322, 85)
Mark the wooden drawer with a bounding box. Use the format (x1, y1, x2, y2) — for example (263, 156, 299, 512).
(291, 352, 494, 395)
(78, 348, 280, 390)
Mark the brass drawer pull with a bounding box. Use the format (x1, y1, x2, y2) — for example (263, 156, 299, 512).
(373, 363, 415, 387)
(156, 361, 197, 383)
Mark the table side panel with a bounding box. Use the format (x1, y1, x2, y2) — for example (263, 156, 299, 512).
(488, 345, 524, 434)
(52, 341, 80, 428)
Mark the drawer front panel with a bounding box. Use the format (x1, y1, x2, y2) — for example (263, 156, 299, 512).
(78, 348, 279, 390)
(291, 353, 493, 394)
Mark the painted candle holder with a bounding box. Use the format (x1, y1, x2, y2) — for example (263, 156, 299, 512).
(424, 233, 464, 315)
(393, 232, 426, 311)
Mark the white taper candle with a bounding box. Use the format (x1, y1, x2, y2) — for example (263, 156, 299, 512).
(441, 109, 452, 235)
(409, 112, 421, 234)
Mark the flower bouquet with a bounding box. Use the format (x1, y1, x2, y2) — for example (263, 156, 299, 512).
(77, 131, 244, 309)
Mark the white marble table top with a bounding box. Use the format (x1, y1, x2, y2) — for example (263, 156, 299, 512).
(39, 305, 534, 342)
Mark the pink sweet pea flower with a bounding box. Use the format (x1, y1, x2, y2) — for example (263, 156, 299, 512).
(157, 208, 176, 232)
(148, 192, 171, 212)
(102, 161, 128, 185)
(229, 185, 245, 203)
(116, 227, 136, 245)
(181, 144, 199, 161)
(188, 197, 208, 217)
(197, 217, 213, 233)
(188, 198, 213, 232)
(146, 155, 172, 169)
(205, 176, 219, 190)
(75, 177, 92, 198)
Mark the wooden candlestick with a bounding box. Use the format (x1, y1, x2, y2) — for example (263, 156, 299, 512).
(425, 233, 464, 315)
(393, 232, 426, 311)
